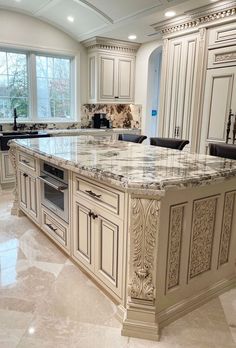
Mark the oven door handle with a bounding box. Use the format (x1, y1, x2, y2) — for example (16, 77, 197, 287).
(39, 175, 68, 191)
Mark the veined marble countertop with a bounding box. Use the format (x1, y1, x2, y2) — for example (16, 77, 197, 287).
(10, 135, 236, 193)
(46, 127, 140, 136)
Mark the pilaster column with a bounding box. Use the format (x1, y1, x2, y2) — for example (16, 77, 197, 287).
(122, 197, 160, 341)
(9, 146, 22, 216)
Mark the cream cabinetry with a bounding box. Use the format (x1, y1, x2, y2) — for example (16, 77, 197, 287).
(200, 66, 236, 153)
(0, 151, 15, 185)
(159, 33, 199, 145)
(72, 176, 125, 298)
(18, 168, 39, 223)
(88, 52, 135, 103)
(83, 37, 139, 104)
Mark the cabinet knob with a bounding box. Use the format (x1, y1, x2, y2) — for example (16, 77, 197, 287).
(89, 211, 98, 220)
(23, 173, 28, 177)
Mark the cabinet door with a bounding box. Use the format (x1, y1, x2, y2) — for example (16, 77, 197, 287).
(73, 201, 93, 271)
(18, 170, 27, 210)
(200, 66, 236, 153)
(99, 56, 115, 100)
(1, 152, 15, 183)
(117, 58, 134, 100)
(94, 214, 123, 297)
(27, 175, 38, 221)
(162, 34, 198, 143)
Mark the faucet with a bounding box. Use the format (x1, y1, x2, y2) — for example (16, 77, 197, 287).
(13, 108, 18, 131)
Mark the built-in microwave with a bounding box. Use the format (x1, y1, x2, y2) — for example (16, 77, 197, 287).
(39, 161, 69, 223)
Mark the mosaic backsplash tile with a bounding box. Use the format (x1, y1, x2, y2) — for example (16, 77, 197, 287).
(81, 104, 141, 129)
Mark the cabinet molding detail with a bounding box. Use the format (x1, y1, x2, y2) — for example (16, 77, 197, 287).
(189, 197, 217, 279)
(218, 191, 235, 266)
(82, 36, 140, 54)
(152, 3, 236, 36)
(166, 204, 184, 291)
(9, 147, 20, 216)
(128, 198, 160, 302)
(215, 51, 236, 63)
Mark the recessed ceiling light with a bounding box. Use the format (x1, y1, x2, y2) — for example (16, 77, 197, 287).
(28, 327, 35, 335)
(165, 11, 176, 18)
(67, 16, 74, 23)
(128, 34, 137, 40)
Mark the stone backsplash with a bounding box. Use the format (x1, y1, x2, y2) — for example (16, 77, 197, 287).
(81, 104, 141, 129)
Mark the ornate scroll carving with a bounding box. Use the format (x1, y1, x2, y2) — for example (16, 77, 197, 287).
(128, 198, 160, 302)
(9, 145, 19, 216)
(218, 192, 235, 266)
(189, 197, 217, 279)
(167, 205, 184, 290)
(215, 52, 236, 63)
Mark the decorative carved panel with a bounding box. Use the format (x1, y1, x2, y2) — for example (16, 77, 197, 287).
(215, 52, 236, 63)
(218, 192, 235, 266)
(189, 197, 217, 279)
(166, 205, 184, 291)
(128, 198, 160, 302)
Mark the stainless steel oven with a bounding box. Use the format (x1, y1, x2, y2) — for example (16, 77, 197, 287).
(39, 161, 69, 223)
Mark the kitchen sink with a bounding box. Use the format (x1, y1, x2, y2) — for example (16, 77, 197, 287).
(0, 132, 50, 151)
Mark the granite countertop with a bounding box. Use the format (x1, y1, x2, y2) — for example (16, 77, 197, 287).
(0, 128, 140, 136)
(10, 135, 236, 193)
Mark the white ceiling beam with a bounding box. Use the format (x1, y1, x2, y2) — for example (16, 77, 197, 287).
(33, 0, 63, 16)
(72, 0, 113, 24)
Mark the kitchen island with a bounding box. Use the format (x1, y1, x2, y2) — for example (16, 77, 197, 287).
(9, 135, 236, 341)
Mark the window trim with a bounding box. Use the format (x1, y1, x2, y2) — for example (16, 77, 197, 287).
(0, 47, 76, 123)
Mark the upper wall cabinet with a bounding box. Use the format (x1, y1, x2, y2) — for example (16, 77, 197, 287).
(83, 37, 140, 103)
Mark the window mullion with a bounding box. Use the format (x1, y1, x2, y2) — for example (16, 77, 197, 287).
(29, 53, 37, 122)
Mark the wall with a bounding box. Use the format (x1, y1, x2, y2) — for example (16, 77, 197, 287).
(135, 40, 162, 136)
(0, 10, 87, 122)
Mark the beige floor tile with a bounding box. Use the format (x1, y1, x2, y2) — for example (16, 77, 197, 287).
(0, 309, 33, 348)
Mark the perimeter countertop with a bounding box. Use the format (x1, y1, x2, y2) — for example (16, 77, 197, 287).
(10, 135, 236, 194)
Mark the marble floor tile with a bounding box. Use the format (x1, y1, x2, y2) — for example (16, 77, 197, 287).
(36, 264, 119, 327)
(0, 192, 236, 347)
(0, 309, 33, 348)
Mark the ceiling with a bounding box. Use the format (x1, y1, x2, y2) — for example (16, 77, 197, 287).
(0, 0, 221, 43)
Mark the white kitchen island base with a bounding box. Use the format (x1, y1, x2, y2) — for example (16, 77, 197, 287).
(9, 136, 236, 341)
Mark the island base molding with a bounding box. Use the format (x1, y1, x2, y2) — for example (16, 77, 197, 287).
(157, 276, 236, 329)
(122, 302, 159, 341)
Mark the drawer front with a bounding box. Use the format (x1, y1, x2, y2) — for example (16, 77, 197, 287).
(208, 46, 236, 68)
(41, 207, 68, 249)
(208, 23, 236, 48)
(18, 152, 36, 172)
(74, 177, 123, 217)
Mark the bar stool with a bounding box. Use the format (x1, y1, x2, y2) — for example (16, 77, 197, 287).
(209, 143, 236, 160)
(150, 137, 189, 150)
(118, 134, 147, 143)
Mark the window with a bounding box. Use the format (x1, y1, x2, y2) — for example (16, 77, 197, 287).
(36, 55, 71, 120)
(0, 51, 28, 120)
(0, 49, 74, 122)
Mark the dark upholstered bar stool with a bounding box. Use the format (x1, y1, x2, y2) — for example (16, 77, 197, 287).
(209, 143, 236, 160)
(118, 134, 147, 143)
(150, 137, 189, 150)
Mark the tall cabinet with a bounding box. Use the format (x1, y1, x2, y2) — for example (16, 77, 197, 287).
(82, 37, 140, 103)
(154, 1, 236, 153)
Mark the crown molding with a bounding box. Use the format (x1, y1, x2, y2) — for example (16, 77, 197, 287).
(151, 1, 236, 36)
(81, 36, 141, 53)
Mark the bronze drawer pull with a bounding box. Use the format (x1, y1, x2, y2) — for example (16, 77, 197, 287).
(85, 190, 102, 199)
(22, 159, 30, 164)
(46, 223, 57, 232)
(23, 173, 28, 177)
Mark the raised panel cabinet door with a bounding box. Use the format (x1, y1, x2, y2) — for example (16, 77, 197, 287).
(99, 56, 115, 100)
(18, 170, 27, 210)
(118, 58, 133, 100)
(88, 55, 96, 101)
(94, 214, 123, 297)
(27, 175, 38, 221)
(200, 66, 236, 153)
(1, 152, 15, 183)
(73, 201, 93, 271)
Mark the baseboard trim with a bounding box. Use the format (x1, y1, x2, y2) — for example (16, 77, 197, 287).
(157, 276, 236, 329)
